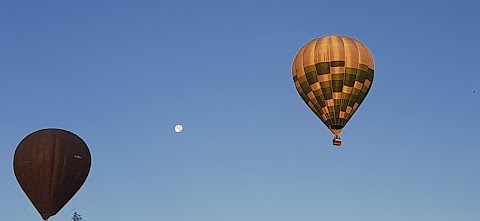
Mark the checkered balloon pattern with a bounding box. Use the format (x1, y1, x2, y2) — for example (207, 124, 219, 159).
(292, 35, 374, 135)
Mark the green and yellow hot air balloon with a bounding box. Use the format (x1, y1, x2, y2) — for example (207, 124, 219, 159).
(292, 35, 375, 146)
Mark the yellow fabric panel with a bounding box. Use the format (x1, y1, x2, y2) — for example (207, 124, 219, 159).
(293, 46, 306, 78)
(331, 67, 345, 74)
(343, 86, 353, 93)
(303, 40, 317, 68)
(311, 82, 321, 91)
(352, 38, 374, 69)
(318, 74, 331, 82)
(364, 79, 372, 88)
(316, 37, 331, 63)
(329, 35, 345, 61)
(342, 37, 360, 68)
(333, 92, 342, 99)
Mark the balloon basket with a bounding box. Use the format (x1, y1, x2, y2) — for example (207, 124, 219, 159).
(333, 137, 342, 146)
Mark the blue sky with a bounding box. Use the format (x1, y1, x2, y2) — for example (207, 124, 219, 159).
(1, 0, 479, 220)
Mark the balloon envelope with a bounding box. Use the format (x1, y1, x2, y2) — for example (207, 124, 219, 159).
(292, 35, 375, 136)
(13, 128, 91, 220)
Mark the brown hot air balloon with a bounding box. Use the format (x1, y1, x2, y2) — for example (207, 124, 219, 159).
(13, 128, 91, 220)
(292, 35, 375, 146)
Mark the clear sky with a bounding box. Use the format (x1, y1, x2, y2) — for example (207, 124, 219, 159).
(1, 0, 479, 220)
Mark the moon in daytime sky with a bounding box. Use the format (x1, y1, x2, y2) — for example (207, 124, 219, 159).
(174, 124, 183, 133)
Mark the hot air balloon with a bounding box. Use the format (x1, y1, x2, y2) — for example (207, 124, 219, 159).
(13, 128, 91, 220)
(292, 35, 375, 146)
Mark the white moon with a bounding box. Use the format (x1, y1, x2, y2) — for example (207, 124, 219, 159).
(174, 124, 183, 133)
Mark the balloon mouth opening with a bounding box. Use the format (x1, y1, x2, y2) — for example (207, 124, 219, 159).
(329, 125, 344, 136)
(330, 125, 344, 130)
(41, 212, 55, 220)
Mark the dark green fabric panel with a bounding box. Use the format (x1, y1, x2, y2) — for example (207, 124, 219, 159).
(310, 98, 323, 115)
(332, 80, 343, 92)
(334, 105, 340, 113)
(298, 75, 308, 84)
(304, 65, 316, 73)
(345, 73, 356, 81)
(334, 99, 342, 122)
(358, 70, 367, 83)
(348, 96, 357, 106)
(361, 86, 369, 93)
(346, 67, 357, 75)
(300, 80, 312, 94)
(299, 90, 310, 104)
(332, 73, 344, 80)
(352, 88, 360, 96)
(344, 80, 355, 87)
(331, 61, 345, 67)
(344, 77, 355, 87)
(340, 103, 348, 111)
(357, 91, 367, 104)
(359, 64, 369, 71)
(366, 69, 374, 82)
(313, 90, 326, 108)
(322, 89, 333, 100)
(315, 62, 330, 74)
(328, 106, 335, 113)
(306, 71, 317, 84)
(367, 68, 374, 76)
(320, 81, 331, 88)
(313, 90, 323, 97)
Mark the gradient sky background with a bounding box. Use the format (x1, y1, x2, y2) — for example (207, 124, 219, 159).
(1, 0, 479, 220)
